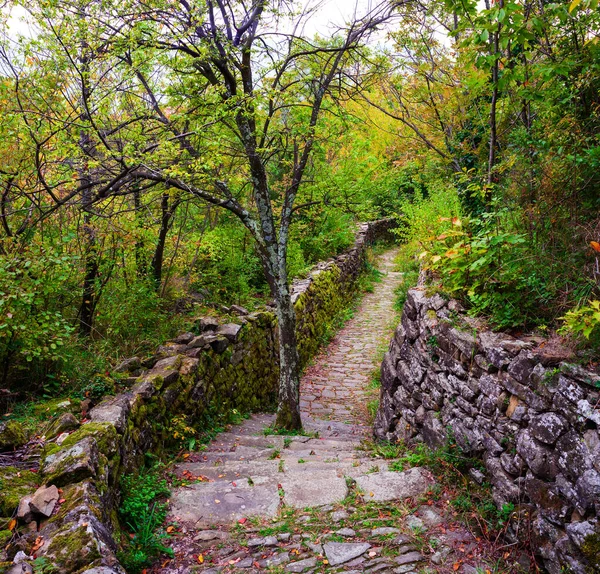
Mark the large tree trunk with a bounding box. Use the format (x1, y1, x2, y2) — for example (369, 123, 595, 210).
(273, 278, 302, 430)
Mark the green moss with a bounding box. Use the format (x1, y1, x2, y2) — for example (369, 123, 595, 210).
(44, 525, 101, 572)
(0, 530, 11, 547)
(0, 421, 27, 450)
(44, 422, 118, 460)
(581, 532, 600, 570)
(0, 466, 38, 519)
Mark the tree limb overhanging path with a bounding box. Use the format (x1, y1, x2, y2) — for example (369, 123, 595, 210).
(158, 250, 491, 573)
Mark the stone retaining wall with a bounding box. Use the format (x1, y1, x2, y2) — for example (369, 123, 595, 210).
(0, 219, 396, 574)
(375, 287, 600, 573)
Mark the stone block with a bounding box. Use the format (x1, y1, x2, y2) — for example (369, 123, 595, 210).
(42, 437, 100, 486)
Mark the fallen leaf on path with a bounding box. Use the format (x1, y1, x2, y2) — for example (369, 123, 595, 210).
(8, 519, 16, 531)
(197, 554, 204, 564)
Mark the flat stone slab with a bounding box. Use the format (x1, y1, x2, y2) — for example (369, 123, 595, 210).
(355, 468, 433, 502)
(280, 471, 348, 508)
(323, 542, 371, 566)
(286, 557, 318, 572)
(169, 479, 280, 526)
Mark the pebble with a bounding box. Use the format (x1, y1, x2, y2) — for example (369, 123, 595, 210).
(335, 527, 356, 537)
(331, 509, 349, 522)
(405, 516, 425, 531)
(371, 527, 400, 537)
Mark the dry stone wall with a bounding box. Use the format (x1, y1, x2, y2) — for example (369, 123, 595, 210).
(375, 287, 600, 574)
(0, 219, 396, 574)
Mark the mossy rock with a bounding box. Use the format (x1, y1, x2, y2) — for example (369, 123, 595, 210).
(0, 421, 27, 451)
(0, 466, 38, 519)
(42, 524, 101, 572)
(581, 532, 600, 570)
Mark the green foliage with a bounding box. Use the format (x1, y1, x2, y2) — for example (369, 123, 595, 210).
(117, 465, 173, 573)
(0, 246, 76, 384)
(559, 300, 600, 340)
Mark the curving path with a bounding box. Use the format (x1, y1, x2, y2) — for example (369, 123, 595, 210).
(300, 248, 403, 428)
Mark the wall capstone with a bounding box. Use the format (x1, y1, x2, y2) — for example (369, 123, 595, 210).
(375, 286, 600, 574)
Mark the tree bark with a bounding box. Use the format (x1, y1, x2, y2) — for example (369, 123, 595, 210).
(273, 278, 302, 430)
(150, 192, 177, 288)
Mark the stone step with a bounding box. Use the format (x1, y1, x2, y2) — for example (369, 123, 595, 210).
(169, 467, 435, 528)
(175, 459, 388, 482)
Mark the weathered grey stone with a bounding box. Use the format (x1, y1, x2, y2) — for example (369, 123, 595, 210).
(208, 335, 230, 353)
(44, 413, 80, 440)
(281, 471, 347, 508)
(113, 356, 141, 373)
(331, 509, 349, 522)
(371, 527, 400, 537)
(197, 316, 219, 332)
(17, 495, 34, 523)
(169, 480, 280, 526)
(88, 396, 131, 434)
(516, 430, 558, 480)
(575, 469, 600, 511)
(394, 551, 424, 566)
(217, 323, 242, 342)
(335, 528, 356, 537)
(285, 557, 318, 572)
(556, 431, 592, 480)
(194, 530, 229, 542)
(186, 335, 210, 349)
(29, 485, 59, 517)
(42, 438, 100, 486)
(230, 305, 249, 316)
(355, 468, 433, 502)
(173, 332, 195, 344)
(323, 542, 371, 566)
(530, 413, 568, 445)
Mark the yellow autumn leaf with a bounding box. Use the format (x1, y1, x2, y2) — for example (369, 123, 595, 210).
(197, 554, 204, 564)
(569, 0, 582, 12)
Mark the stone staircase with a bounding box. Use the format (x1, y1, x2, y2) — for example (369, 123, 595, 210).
(169, 414, 433, 531)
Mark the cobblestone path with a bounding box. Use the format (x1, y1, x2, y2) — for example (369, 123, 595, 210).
(300, 248, 403, 428)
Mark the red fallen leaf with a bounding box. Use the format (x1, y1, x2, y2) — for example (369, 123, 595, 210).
(238, 518, 247, 524)
(453, 563, 461, 571)
(253, 562, 261, 568)
(58, 498, 66, 504)
(232, 482, 237, 487)
(591, 241, 600, 253)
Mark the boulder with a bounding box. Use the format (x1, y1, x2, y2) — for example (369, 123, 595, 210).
(44, 413, 80, 440)
(0, 421, 27, 451)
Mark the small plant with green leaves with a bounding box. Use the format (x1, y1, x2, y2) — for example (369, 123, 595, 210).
(117, 465, 173, 573)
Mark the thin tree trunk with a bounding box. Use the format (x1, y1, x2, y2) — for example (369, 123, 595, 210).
(134, 184, 148, 277)
(273, 277, 302, 430)
(150, 192, 177, 288)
